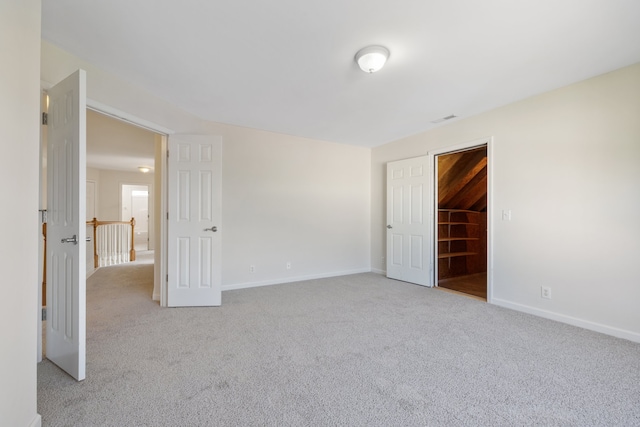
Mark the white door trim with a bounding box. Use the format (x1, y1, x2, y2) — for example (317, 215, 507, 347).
(86, 99, 175, 136)
(427, 137, 494, 303)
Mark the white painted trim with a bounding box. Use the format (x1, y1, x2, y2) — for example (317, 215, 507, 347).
(86, 99, 175, 135)
(486, 139, 495, 304)
(427, 137, 493, 299)
(371, 268, 386, 275)
(159, 135, 168, 307)
(493, 298, 640, 344)
(29, 414, 42, 427)
(222, 268, 371, 292)
(429, 152, 437, 287)
(37, 89, 46, 365)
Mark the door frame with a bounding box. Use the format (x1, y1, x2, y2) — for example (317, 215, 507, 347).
(427, 137, 494, 302)
(85, 99, 172, 307)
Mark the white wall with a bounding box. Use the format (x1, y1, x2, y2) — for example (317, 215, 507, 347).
(86, 168, 155, 246)
(372, 63, 640, 342)
(0, 1, 42, 426)
(222, 130, 370, 288)
(42, 41, 371, 291)
(95, 169, 153, 218)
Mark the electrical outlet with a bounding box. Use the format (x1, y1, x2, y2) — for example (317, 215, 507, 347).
(250, 265, 255, 273)
(541, 286, 551, 299)
(502, 209, 512, 221)
(286, 262, 292, 270)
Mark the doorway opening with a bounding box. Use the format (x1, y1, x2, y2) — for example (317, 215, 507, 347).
(122, 184, 150, 251)
(435, 145, 488, 300)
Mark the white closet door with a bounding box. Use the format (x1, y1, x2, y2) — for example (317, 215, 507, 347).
(386, 156, 431, 286)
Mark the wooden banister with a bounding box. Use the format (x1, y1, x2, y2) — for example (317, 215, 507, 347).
(86, 217, 136, 268)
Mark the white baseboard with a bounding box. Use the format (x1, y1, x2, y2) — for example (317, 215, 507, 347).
(152, 291, 160, 301)
(222, 268, 371, 292)
(29, 414, 42, 427)
(492, 298, 640, 344)
(371, 268, 386, 275)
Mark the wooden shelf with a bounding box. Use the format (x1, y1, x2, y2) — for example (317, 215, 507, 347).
(439, 237, 479, 242)
(438, 209, 479, 213)
(438, 251, 478, 259)
(438, 209, 484, 279)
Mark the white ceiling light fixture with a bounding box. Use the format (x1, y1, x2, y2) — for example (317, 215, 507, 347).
(355, 45, 390, 73)
(138, 166, 151, 173)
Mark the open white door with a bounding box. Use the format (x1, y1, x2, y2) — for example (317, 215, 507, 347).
(167, 135, 222, 307)
(46, 70, 87, 380)
(386, 156, 431, 286)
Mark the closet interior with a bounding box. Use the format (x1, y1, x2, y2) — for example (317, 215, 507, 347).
(437, 146, 488, 299)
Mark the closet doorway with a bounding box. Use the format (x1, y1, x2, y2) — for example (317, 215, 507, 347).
(435, 145, 488, 299)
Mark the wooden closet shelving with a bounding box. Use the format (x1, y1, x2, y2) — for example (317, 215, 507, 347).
(438, 209, 482, 276)
(438, 209, 480, 259)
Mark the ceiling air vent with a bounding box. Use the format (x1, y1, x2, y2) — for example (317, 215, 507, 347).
(431, 114, 457, 124)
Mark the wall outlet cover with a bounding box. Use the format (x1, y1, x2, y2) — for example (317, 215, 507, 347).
(541, 286, 551, 299)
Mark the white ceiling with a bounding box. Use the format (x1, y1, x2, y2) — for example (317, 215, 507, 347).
(87, 109, 156, 173)
(42, 0, 640, 147)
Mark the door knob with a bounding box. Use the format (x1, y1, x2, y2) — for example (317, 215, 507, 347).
(61, 235, 78, 244)
(387, 225, 392, 229)
(204, 226, 218, 232)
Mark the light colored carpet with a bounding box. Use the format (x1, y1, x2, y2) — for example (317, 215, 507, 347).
(38, 265, 640, 426)
(132, 249, 154, 265)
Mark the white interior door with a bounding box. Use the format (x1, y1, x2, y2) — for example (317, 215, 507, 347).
(46, 69, 87, 380)
(386, 156, 431, 286)
(167, 135, 222, 307)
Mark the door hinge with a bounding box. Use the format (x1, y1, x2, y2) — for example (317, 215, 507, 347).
(166, 274, 168, 282)
(42, 112, 48, 125)
(166, 150, 169, 158)
(42, 307, 47, 321)
(167, 212, 169, 220)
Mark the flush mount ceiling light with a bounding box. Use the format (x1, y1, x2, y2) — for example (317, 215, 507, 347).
(138, 166, 151, 173)
(355, 45, 390, 73)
